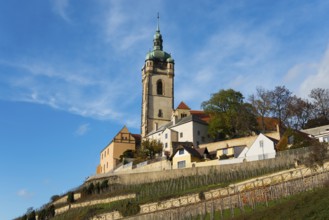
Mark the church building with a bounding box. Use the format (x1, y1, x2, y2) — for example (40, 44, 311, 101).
(141, 17, 175, 138)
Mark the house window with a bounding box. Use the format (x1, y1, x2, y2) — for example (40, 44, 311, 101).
(259, 140, 264, 148)
(165, 143, 168, 148)
(165, 133, 168, 139)
(197, 130, 200, 136)
(180, 132, 183, 138)
(158, 109, 163, 118)
(181, 113, 187, 118)
(179, 149, 184, 155)
(157, 80, 163, 95)
(223, 148, 228, 155)
(177, 161, 186, 169)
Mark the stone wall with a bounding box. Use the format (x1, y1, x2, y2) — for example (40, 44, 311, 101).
(54, 193, 135, 216)
(114, 159, 171, 174)
(52, 193, 81, 206)
(92, 162, 329, 220)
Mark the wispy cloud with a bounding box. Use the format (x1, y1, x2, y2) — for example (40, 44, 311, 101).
(17, 189, 34, 199)
(175, 22, 277, 107)
(0, 58, 140, 128)
(52, 0, 71, 23)
(75, 123, 90, 136)
(299, 43, 329, 97)
(100, 0, 162, 52)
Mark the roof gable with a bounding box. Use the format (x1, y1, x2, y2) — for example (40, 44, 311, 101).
(176, 101, 191, 110)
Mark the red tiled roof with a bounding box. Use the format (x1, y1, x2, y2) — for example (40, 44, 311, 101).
(176, 101, 191, 110)
(131, 134, 141, 141)
(190, 110, 211, 123)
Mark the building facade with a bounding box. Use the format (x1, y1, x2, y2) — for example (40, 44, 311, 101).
(146, 102, 212, 156)
(141, 18, 175, 138)
(97, 126, 140, 174)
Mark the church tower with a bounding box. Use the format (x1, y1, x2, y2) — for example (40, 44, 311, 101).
(141, 15, 175, 138)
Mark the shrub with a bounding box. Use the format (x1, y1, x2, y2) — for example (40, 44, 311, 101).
(95, 182, 101, 194)
(304, 143, 328, 171)
(199, 191, 206, 201)
(276, 135, 288, 151)
(87, 182, 95, 194)
(100, 180, 109, 192)
(50, 194, 60, 202)
(114, 200, 140, 217)
(219, 154, 229, 160)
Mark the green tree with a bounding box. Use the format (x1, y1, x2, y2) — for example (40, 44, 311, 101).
(119, 149, 136, 163)
(67, 191, 75, 204)
(141, 139, 163, 159)
(47, 205, 55, 218)
(202, 89, 257, 139)
(27, 210, 36, 220)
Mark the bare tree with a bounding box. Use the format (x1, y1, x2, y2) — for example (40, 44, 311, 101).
(269, 86, 293, 127)
(286, 96, 314, 129)
(309, 88, 329, 119)
(249, 87, 272, 132)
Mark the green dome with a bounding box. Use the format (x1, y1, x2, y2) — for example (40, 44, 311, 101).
(145, 15, 173, 62)
(153, 31, 162, 40)
(167, 57, 174, 63)
(145, 50, 172, 61)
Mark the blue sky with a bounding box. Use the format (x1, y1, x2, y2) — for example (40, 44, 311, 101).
(1, 0, 329, 219)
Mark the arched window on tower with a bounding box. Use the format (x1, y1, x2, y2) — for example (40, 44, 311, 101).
(158, 109, 163, 118)
(157, 80, 163, 95)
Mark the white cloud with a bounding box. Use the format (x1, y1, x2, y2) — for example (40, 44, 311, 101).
(17, 189, 34, 199)
(75, 123, 90, 136)
(52, 0, 71, 23)
(299, 44, 329, 97)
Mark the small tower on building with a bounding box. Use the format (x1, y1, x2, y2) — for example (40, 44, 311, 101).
(141, 15, 175, 138)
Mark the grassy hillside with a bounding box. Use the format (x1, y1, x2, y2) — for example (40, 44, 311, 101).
(230, 185, 329, 220)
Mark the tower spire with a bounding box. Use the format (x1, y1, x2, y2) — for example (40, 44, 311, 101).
(157, 12, 160, 32)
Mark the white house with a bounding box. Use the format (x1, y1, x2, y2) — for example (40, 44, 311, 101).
(302, 124, 329, 143)
(238, 133, 277, 161)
